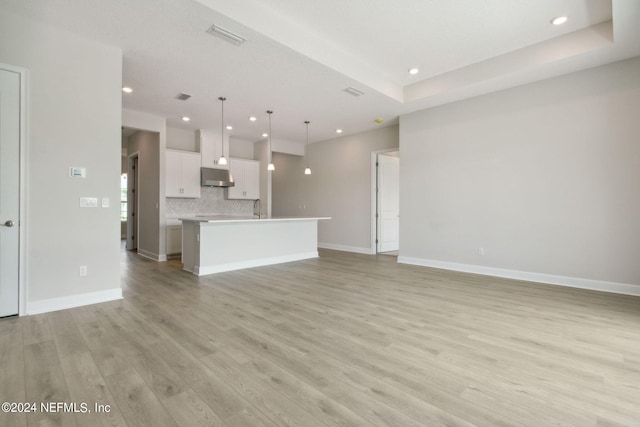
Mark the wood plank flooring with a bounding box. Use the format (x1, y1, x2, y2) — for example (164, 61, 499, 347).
(1, 248, 640, 426)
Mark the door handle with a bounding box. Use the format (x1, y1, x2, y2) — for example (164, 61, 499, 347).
(2, 220, 15, 227)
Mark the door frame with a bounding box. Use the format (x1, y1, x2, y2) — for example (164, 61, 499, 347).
(126, 152, 139, 251)
(370, 148, 399, 254)
(1, 63, 28, 316)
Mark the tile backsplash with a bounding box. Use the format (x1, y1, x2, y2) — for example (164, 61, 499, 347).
(166, 187, 254, 218)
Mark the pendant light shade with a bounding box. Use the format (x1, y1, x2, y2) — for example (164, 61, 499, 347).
(304, 120, 311, 175)
(218, 97, 228, 166)
(267, 110, 275, 171)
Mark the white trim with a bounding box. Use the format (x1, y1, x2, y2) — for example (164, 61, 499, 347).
(126, 152, 139, 251)
(370, 152, 377, 254)
(26, 288, 123, 315)
(318, 243, 374, 255)
(398, 256, 640, 297)
(1, 63, 29, 316)
(371, 148, 399, 255)
(137, 249, 167, 262)
(18, 66, 28, 316)
(191, 251, 318, 275)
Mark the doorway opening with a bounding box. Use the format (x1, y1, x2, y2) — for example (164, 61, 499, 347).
(371, 149, 400, 255)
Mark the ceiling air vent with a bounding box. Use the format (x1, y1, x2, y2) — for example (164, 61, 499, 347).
(175, 92, 192, 101)
(207, 24, 246, 45)
(343, 87, 365, 97)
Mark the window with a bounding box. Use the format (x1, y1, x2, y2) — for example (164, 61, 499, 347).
(120, 173, 127, 221)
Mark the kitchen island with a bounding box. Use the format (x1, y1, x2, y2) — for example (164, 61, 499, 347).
(180, 216, 330, 275)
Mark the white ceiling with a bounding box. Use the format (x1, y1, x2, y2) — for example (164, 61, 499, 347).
(2, 0, 639, 144)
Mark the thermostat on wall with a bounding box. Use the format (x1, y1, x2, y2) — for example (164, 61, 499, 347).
(69, 167, 86, 178)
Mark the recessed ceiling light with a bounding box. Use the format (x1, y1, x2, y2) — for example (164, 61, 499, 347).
(122, 87, 133, 93)
(262, 133, 268, 138)
(336, 129, 343, 134)
(249, 116, 257, 122)
(226, 125, 233, 130)
(408, 68, 419, 75)
(551, 16, 568, 25)
(181, 116, 190, 122)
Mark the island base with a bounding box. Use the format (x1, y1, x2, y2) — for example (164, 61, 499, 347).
(181, 218, 324, 276)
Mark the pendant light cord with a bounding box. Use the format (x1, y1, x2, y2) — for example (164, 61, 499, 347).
(219, 97, 226, 160)
(305, 121, 310, 168)
(267, 110, 273, 164)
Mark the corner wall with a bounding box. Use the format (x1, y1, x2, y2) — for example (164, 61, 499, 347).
(122, 110, 168, 261)
(399, 57, 640, 293)
(273, 125, 399, 253)
(0, 11, 123, 312)
(127, 130, 162, 260)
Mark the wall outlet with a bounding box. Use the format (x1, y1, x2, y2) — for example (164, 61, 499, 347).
(79, 265, 88, 276)
(101, 197, 110, 208)
(478, 247, 485, 256)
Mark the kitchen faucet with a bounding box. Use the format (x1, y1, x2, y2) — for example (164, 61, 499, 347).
(253, 199, 261, 218)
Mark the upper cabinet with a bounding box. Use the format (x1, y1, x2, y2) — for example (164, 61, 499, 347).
(166, 149, 201, 198)
(198, 129, 229, 170)
(227, 158, 260, 200)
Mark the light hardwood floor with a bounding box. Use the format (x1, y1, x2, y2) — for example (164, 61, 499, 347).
(1, 248, 640, 427)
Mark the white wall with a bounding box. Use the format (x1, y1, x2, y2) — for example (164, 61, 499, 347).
(271, 153, 309, 217)
(400, 57, 640, 291)
(273, 125, 399, 253)
(0, 10, 122, 312)
(229, 136, 255, 159)
(166, 126, 197, 151)
(272, 138, 305, 156)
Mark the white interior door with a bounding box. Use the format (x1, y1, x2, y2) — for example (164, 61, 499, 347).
(0, 68, 21, 317)
(377, 154, 399, 253)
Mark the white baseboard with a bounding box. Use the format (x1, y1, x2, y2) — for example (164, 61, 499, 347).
(27, 287, 123, 315)
(318, 243, 375, 255)
(137, 249, 167, 262)
(194, 252, 319, 276)
(397, 256, 640, 297)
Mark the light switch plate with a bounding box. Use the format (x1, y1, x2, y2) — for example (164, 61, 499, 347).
(80, 197, 98, 208)
(101, 197, 109, 208)
(69, 167, 86, 178)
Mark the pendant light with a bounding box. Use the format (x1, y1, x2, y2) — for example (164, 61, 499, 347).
(267, 110, 275, 171)
(218, 96, 228, 166)
(304, 120, 311, 175)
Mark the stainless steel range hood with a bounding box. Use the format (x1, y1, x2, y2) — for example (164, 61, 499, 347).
(201, 167, 234, 187)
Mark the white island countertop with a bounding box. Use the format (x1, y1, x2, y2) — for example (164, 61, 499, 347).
(179, 215, 330, 223)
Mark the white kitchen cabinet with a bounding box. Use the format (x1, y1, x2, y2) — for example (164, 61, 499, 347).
(166, 149, 201, 198)
(197, 129, 229, 170)
(227, 158, 260, 200)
